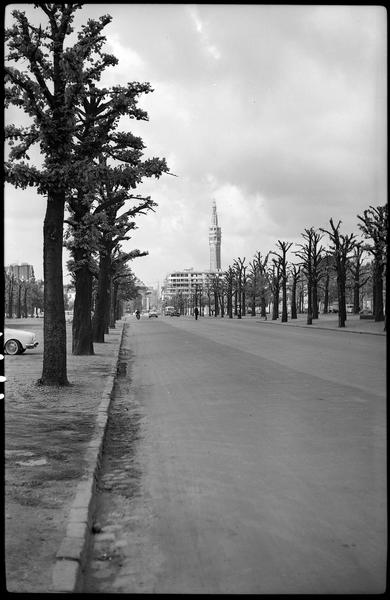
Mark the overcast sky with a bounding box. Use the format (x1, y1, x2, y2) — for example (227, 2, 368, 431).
(4, 4, 387, 288)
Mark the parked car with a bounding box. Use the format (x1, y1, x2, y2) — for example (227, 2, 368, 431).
(3, 327, 39, 355)
(359, 309, 374, 320)
(148, 311, 158, 318)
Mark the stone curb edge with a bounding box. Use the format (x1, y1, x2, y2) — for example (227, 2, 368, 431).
(255, 320, 385, 336)
(51, 321, 127, 593)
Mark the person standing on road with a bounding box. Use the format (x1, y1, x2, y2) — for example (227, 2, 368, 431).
(194, 306, 199, 320)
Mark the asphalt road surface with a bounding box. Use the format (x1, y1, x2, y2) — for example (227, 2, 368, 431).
(85, 316, 386, 594)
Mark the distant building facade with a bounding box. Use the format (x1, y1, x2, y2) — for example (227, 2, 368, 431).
(209, 200, 221, 271)
(161, 268, 219, 314)
(162, 269, 213, 298)
(6, 263, 35, 281)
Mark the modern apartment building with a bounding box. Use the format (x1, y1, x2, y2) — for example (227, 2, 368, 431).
(162, 268, 214, 297)
(161, 268, 220, 313)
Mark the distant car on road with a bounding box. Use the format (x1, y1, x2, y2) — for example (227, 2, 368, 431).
(359, 309, 374, 320)
(148, 311, 158, 318)
(3, 327, 39, 355)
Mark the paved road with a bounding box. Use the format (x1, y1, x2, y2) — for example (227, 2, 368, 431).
(84, 316, 386, 594)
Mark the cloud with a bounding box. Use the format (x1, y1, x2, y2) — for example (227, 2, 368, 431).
(103, 31, 146, 82)
(4, 4, 386, 288)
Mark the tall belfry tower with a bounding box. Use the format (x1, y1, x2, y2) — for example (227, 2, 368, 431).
(209, 200, 221, 271)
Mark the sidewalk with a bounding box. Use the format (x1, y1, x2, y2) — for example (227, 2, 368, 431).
(253, 312, 386, 336)
(4, 318, 125, 593)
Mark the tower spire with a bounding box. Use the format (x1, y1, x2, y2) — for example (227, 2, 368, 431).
(209, 200, 221, 271)
(211, 199, 218, 227)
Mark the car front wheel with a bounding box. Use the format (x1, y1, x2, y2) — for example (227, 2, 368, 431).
(4, 339, 22, 355)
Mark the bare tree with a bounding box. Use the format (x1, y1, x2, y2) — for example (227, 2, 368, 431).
(311, 231, 325, 319)
(320, 219, 356, 328)
(212, 273, 225, 317)
(289, 263, 301, 320)
(254, 252, 269, 318)
(247, 259, 259, 317)
(233, 257, 246, 319)
(295, 228, 316, 324)
(271, 241, 292, 322)
(224, 266, 235, 319)
(357, 205, 387, 322)
(318, 254, 334, 314)
(268, 257, 282, 321)
(348, 245, 370, 314)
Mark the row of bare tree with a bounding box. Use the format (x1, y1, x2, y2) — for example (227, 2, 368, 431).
(170, 206, 387, 328)
(224, 209, 386, 328)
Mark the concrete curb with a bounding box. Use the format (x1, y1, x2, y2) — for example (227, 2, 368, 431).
(52, 321, 127, 593)
(255, 320, 386, 336)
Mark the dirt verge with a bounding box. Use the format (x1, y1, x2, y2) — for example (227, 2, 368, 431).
(4, 319, 124, 593)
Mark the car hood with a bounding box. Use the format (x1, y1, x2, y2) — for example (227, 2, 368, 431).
(5, 328, 36, 339)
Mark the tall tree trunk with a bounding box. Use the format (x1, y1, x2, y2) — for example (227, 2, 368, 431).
(228, 285, 233, 318)
(353, 278, 360, 314)
(110, 281, 117, 328)
(337, 268, 346, 327)
(373, 263, 384, 321)
(307, 279, 313, 325)
(323, 272, 329, 314)
(291, 280, 297, 319)
(272, 286, 279, 320)
(219, 292, 225, 317)
(40, 190, 68, 385)
(16, 283, 22, 318)
(114, 288, 122, 321)
(260, 289, 267, 318)
(281, 278, 288, 322)
(93, 252, 111, 343)
(105, 279, 111, 332)
(312, 282, 319, 319)
(298, 285, 303, 313)
(23, 285, 28, 318)
(72, 262, 94, 355)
